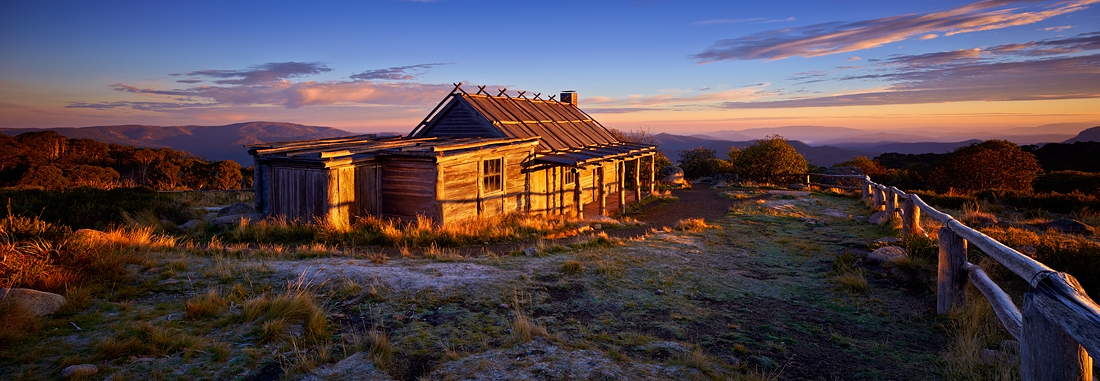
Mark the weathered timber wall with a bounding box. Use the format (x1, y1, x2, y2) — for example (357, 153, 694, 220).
(438, 146, 530, 223)
(380, 157, 439, 221)
(270, 167, 327, 222)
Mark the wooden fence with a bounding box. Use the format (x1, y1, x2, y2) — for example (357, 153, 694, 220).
(825, 175, 1100, 380)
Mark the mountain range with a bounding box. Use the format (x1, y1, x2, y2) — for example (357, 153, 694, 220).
(0, 122, 355, 165)
(2, 122, 1096, 167)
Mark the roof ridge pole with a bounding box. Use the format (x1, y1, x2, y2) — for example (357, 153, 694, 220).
(476, 85, 488, 95)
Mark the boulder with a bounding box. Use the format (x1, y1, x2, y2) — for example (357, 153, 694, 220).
(787, 183, 807, 190)
(1037, 219, 1094, 234)
(659, 166, 687, 186)
(210, 213, 264, 229)
(868, 246, 908, 264)
(523, 248, 538, 256)
(302, 351, 393, 380)
(218, 203, 255, 217)
(1, 288, 66, 316)
(71, 229, 108, 243)
(179, 219, 203, 231)
(61, 364, 98, 379)
(868, 211, 891, 225)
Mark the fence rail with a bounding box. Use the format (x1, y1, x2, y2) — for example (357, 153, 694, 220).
(830, 175, 1099, 380)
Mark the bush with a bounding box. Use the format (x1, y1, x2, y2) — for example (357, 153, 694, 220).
(0, 187, 185, 229)
(731, 135, 807, 185)
(1034, 170, 1100, 195)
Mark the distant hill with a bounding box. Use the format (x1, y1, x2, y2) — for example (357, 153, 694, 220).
(1065, 126, 1100, 143)
(828, 140, 983, 155)
(0, 122, 356, 164)
(651, 133, 874, 167)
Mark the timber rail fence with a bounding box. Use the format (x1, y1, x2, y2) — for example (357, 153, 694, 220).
(817, 174, 1099, 380)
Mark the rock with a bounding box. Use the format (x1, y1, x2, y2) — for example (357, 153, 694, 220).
(868, 211, 891, 225)
(523, 248, 537, 256)
(659, 166, 687, 186)
(210, 213, 264, 229)
(1, 288, 66, 316)
(868, 246, 908, 264)
(179, 219, 203, 231)
(71, 228, 108, 243)
(1037, 219, 1094, 234)
(61, 364, 98, 379)
(787, 183, 807, 190)
(698, 176, 714, 184)
(874, 237, 901, 245)
(639, 341, 689, 358)
(592, 224, 602, 230)
(854, 216, 867, 222)
(218, 203, 255, 217)
(655, 289, 666, 295)
(301, 351, 394, 381)
(429, 336, 700, 380)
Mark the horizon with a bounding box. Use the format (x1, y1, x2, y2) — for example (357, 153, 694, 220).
(2, 1, 1099, 134)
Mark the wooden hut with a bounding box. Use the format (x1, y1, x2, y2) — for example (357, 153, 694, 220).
(248, 84, 659, 227)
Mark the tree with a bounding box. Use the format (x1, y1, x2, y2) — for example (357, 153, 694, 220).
(678, 147, 731, 179)
(610, 128, 671, 187)
(835, 156, 887, 178)
(67, 165, 120, 188)
(17, 165, 68, 189)
(732, 135, 807, 184)
(211, 160, 243, 190)
(932, 140, 1042, 192)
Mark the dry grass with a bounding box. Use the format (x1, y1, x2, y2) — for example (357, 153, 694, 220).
(674, 218, 715, 232)
(0, 299, 39, 345)
(241, 277, 328, 343)
(185, 289, 230, 320)
(832, 269, 870, 294)
(560, 260, 584, 274)
(942, 286, 1018, 380)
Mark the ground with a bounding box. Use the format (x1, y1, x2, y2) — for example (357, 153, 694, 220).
(1, 185, 950, 380)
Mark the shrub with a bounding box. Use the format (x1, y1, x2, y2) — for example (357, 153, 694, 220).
(732, 135, 808, 185)
(1, 187, 185, 229)
(1034, 170, 1100, 194)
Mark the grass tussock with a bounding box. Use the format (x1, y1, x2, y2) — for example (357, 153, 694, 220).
(1, 212, 169, 292)
(942, 285, 1019, 380)
(560, 260, 584, 275)
(674, 218, 717, 232)
(510, 290, 550, 344)
(185, 289, 230, 321)
(981, 225, 1100, 296)
(90, 322, 208, 362)
(219, 212, 578, 249)
(0, 299, 39, 345)
(830, 251, 870, 295)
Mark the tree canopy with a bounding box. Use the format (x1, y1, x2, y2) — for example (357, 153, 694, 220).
(931, 140, 1042, 192)
(732, 135, 807, 184)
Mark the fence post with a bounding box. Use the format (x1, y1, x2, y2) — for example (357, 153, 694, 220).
(902, 197, 921, 238)
(885, 188, 896, 216)
(873, 187, 885, 212)
(1020, 273, 1094, 381)
(862, 177, 872, 205)
(937, 226, 967, 314)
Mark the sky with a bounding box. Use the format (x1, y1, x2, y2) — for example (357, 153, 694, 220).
(1, 0, 1098, 136)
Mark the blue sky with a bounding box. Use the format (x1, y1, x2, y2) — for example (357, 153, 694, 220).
(1, 0, 1098, 135)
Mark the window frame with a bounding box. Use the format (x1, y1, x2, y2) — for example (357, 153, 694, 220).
(563, 168, 577, 186)
(480, 157, 504, 195)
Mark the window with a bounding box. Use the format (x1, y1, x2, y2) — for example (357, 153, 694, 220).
(563, 169, 576, 185)
(482, 158, 503, 193)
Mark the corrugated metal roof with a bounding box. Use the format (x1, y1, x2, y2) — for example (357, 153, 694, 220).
(533, 142, 659, 167)
(412, 88, 623, 153)
(248, 136, 538, 162)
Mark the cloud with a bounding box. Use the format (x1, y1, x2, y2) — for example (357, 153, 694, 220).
(69, 62, 458, 112)
(986, 31, 1100, 56)
(349, 63, 451, 80)
(1042, 25, 1073, 31)
(66, 101, 216, 111)
(847, 56, 862, 61)
(183, 62, 332, 85)
(720, 53, 1100, 108)
(690, 0, 1099, 62)
(872, 48, 984, 68)
(584, 107, 666, 114)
